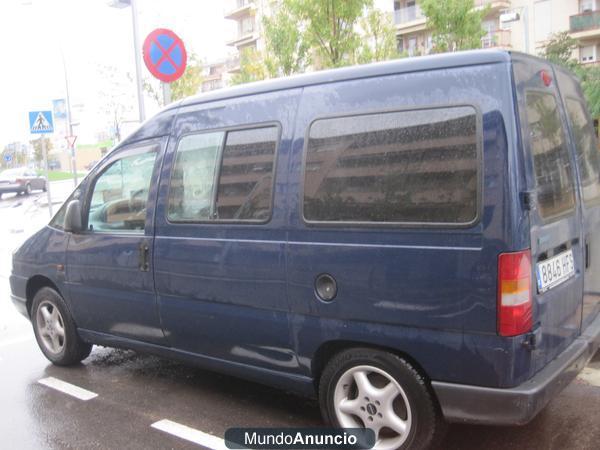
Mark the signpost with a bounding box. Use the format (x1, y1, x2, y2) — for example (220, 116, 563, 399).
(142, 28, 187, 105)
(28, 110, 54, 216)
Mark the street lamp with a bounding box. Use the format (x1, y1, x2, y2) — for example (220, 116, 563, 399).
(108, 0, 146, 123)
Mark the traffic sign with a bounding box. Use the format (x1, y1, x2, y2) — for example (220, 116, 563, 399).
(29, 110, 54, 134)
(66, 135, 77, 148)
(142, 28, 187, 83)
(3, 154, 12, 163)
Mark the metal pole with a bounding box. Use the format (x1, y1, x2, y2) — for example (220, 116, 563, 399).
(61, 50, 78, 187)
(131, 0, 146, 123)
(162, 82, 172, 105)
(42, 136, 53, 217)
(522, 6, 530, 54)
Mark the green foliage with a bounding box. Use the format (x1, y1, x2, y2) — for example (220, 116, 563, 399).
(231, 47, 272, 85)
(144, 52, 204, 104)
(358, 8, 400, 64)
(419, 0, 490, 52)
(29, 137, 53, 164)
(289, 0, 373, 69)
(540, 32, 600, 118)
(263, 3, 310, 76)
(171, 53, 204, 101)
(540, 31, 578, 70)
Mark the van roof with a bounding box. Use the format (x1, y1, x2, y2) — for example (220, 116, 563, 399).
(177, 49, 520, 110)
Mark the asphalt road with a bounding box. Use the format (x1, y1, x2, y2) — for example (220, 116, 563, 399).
(1, 183, 599, 450)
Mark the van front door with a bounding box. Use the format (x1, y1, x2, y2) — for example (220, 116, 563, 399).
(66, 140, 165, 344)
(513, 58, 584, 372)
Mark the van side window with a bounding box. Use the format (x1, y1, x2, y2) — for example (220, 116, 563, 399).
(565, 98, 600, 205)
(303, 107, 479, 224)
(525, 91, 576, 219)
(168, 126, 278, 222)
(87, 151, 157, 233)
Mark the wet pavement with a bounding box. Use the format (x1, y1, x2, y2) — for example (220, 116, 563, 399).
(1, 183, 599, 450)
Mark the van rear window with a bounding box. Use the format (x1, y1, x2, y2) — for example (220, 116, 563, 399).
(525, 91, 576, 219)
(565, 98, 600, 205)
(303, 107, 479, 224)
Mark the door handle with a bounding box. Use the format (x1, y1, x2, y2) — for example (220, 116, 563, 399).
(139, 242, 150, 272)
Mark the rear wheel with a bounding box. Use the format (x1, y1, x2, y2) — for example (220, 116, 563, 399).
(42, 182, 47, 192)
(319, 348, 444, 450)
(31, 287, 92, 366)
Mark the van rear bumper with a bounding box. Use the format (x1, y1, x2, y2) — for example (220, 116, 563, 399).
(432, 312, 600, 426)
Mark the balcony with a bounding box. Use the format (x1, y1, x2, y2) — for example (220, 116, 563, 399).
(571, 10, 600, 39)
(481, 29, 511, 49)
(394, 4, 427, 34)
(224, 0, 255, 20)
(226, 31, 259, 48)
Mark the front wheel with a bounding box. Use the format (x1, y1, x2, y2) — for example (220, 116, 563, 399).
(31, 287, 92, 366)
(319, 348, 445, 450)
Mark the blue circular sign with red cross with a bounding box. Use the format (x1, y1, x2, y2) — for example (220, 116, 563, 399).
(143, 28, 187, 83)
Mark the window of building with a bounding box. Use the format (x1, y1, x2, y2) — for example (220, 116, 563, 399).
(240, 16, 254, 35)
(580, 45, 596, 63)
(580, 0, 595, 13)
(303, 107, 480, 225)
(168, 126, 278, 223)
(525, 91, 576, 219)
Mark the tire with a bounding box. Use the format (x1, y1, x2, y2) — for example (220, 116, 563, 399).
(319, 348, 445, 450)
(25, 184, 32, 195)
(42, 182, 47, 192)
(31, 287, 92, 366)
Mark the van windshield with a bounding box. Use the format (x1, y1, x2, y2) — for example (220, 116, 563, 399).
(525, 91, 576, 219)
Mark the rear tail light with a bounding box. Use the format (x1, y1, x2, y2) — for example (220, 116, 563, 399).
(497, 250, 533, 337)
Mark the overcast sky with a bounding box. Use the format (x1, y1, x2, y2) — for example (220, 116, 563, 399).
(0, 0, 391, 147)
(0, 0, 235, 146)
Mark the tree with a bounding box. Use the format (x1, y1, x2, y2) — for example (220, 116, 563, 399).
(289, 0, 373, 69)
(539, 31, 578, 70)
(419, 0, 490, 53)
(30, 137, 53, 164)
(144, 52, 205, 105)
(231, 47, 272, 85)
(540, 32, 600, 118)
(357, 8, 399, 64)
(263, 2, 310, 76)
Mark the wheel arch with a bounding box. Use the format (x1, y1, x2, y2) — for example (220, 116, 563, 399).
(25, 275, 61, 317)
(311, 340, 431, 393)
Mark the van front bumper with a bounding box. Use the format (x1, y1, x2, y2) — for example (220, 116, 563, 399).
(432, 312, 600, 426)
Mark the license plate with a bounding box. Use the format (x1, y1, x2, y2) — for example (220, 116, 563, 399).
(536, 249, 575, 293)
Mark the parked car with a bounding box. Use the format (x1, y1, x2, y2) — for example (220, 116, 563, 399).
(0, 167, 47, 198)
(9, 50, 600, 450)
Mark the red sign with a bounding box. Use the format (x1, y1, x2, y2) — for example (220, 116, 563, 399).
(142, 28, 187, 83)
(65, 135, 77, 148)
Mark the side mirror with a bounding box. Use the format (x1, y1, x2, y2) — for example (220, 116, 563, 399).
(64, 200, 82, 233)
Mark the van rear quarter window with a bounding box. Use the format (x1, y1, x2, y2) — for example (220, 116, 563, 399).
(525, 91, 576, 219)
(564, 98, 600, 205)
(302, 107, 479, 224)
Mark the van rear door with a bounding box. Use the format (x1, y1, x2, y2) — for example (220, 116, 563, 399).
(555, 67, 600, 331)
(513, 57, 584, 372)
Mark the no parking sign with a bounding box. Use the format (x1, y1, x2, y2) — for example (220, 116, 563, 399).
(142, 28, 187, 83)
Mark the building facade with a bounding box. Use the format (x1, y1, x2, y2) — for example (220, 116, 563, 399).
(394, 0, 600, 66)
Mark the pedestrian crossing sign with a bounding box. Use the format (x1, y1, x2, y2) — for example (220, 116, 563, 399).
(29, 110, 54, 134)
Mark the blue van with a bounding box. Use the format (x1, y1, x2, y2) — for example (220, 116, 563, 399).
(9, 50, 600, 449)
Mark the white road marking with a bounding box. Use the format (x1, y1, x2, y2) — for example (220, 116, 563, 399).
(577, 367, 600, 387)
(151, 419, 228, 450)
(0, 335, 34, 349)
(38, 377, 98, 401)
